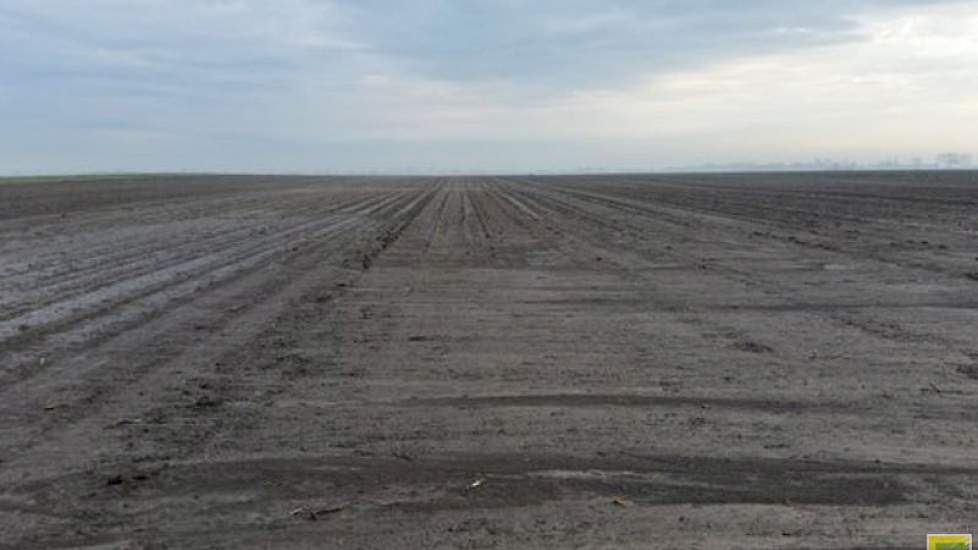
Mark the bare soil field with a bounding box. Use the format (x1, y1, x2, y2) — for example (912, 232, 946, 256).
(2, 172, 977, 549)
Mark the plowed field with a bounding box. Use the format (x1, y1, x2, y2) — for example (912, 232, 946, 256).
(2, 172, 978, 548)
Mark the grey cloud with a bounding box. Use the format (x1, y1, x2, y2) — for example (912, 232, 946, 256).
(0, 0, 973, 174)
(339, 0, 957, 87)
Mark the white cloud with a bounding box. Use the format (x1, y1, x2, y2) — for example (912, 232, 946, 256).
(1, 0, 976, 172)
(299, 2, 978, 165)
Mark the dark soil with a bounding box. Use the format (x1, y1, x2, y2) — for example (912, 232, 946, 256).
(2, 172, 978, 549)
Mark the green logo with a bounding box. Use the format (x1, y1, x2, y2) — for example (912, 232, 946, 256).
(929, 534, 972, 550)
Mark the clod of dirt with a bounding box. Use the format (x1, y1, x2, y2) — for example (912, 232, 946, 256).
(109, 418, 142, 428)
(732, 341, 774, 354)
(391, 451, 414, 462)
(290, 505, 347, 521)
(192, 396, 222, 409)
(106, 475, 124, 486)
(612, 496, 633, 507)
(957, 364, 978, 380)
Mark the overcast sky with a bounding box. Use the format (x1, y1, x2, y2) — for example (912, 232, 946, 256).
(1, 1, 976, 174)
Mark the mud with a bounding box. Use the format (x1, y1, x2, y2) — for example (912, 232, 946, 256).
(2, 172, 977, 548)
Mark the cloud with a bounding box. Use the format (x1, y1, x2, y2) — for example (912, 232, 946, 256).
(0, 0, 976, 173)
(336, 0, 960, 87)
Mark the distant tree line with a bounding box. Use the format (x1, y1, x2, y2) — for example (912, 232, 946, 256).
(670, 152, 976, 173)
(935, 152, 974, 169)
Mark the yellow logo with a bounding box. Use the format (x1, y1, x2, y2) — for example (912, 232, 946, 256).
(928, 534, 973, 550)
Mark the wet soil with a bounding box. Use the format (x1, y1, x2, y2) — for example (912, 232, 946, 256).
(2, 172, 978, 548)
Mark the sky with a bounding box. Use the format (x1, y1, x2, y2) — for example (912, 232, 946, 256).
(1, 0, 977, 174)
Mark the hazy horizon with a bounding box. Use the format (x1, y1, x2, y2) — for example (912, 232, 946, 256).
(2, 1, 977, 174)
